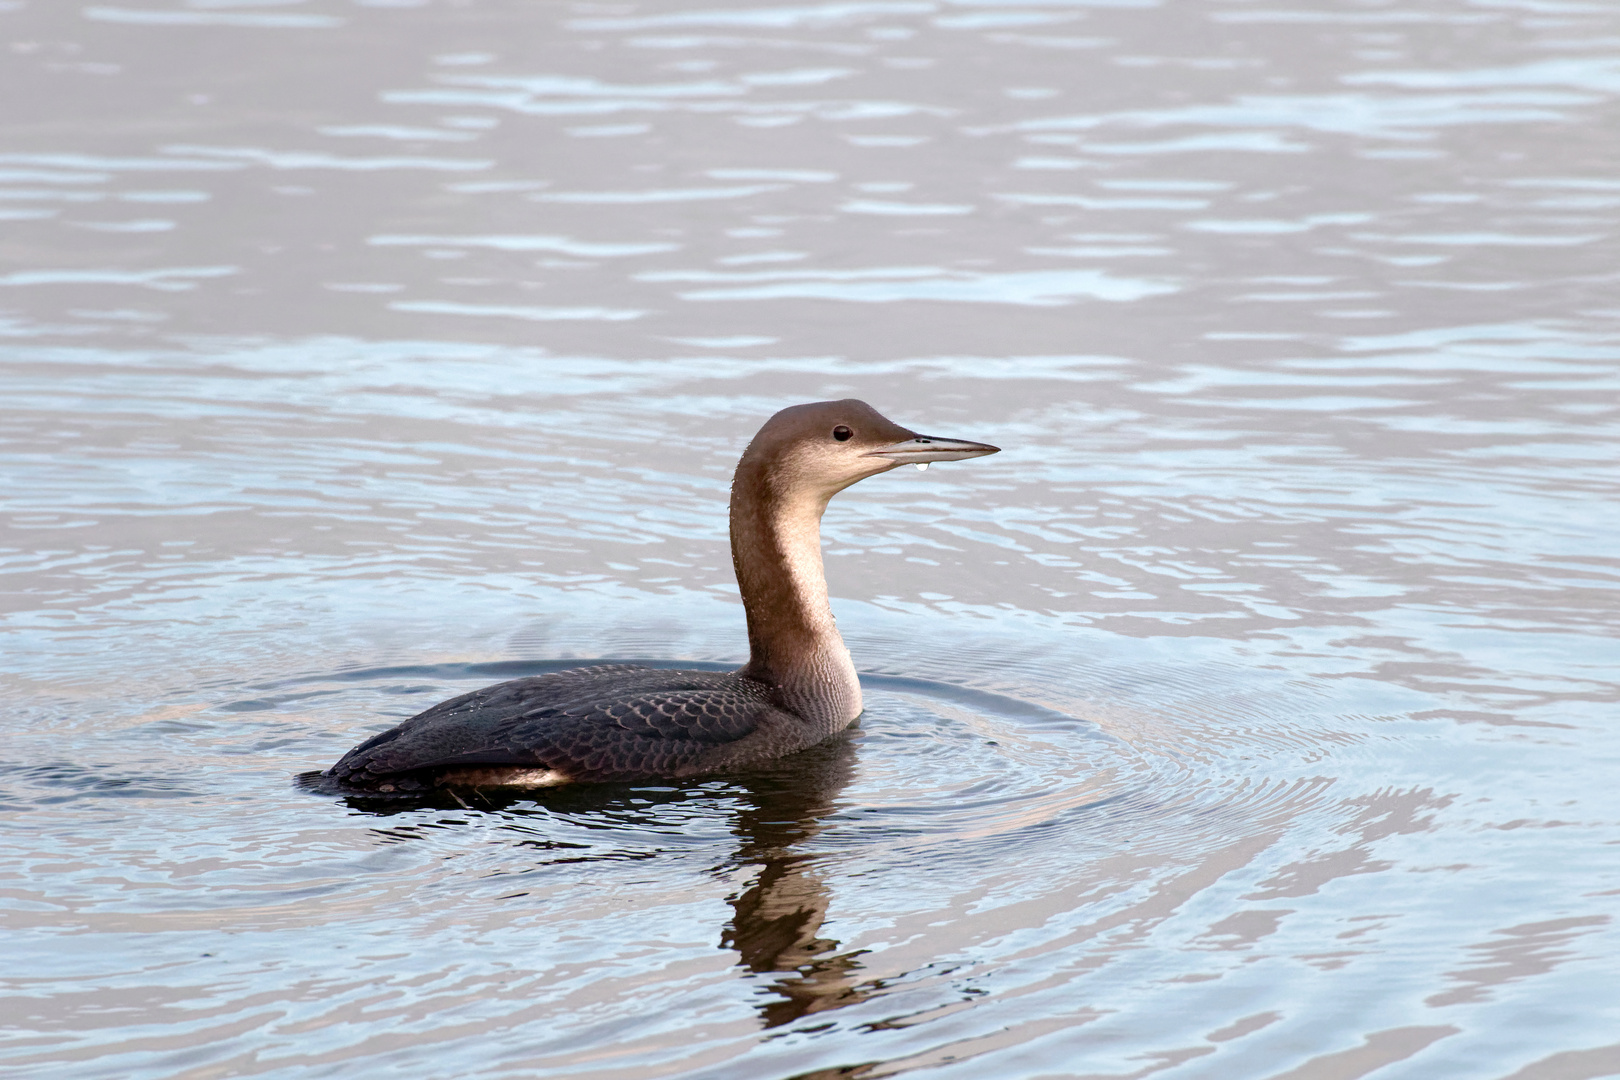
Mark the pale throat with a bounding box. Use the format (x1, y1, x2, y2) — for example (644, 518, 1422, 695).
(733, 487, 863, 725)
(772, 494, 837, 633)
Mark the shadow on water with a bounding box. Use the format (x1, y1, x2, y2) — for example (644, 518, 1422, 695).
(299, 727, 870, 1029)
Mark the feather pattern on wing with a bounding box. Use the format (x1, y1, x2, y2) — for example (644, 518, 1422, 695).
(325, 665, 801, 790)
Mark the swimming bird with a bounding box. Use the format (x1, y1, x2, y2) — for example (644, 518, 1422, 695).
(321, 400, 999, 793)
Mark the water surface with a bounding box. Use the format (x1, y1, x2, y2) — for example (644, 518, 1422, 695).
(2, 0, 1619, 1077)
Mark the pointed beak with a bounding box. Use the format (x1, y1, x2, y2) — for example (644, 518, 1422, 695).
(865, 433, 1001, 465)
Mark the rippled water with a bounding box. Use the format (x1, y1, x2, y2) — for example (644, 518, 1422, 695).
(4, 0, 1619, 1077)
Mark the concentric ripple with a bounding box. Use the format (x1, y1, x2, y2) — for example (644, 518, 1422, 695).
(282, 658, 1341, 873)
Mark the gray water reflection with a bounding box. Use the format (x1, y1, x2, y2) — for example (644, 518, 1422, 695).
(3, 0, 1620, 1077)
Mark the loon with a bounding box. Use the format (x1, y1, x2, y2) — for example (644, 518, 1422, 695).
(321, 400, 999, 793)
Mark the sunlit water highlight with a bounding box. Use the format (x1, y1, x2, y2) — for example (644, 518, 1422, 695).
(2, 1, 1619, 1077)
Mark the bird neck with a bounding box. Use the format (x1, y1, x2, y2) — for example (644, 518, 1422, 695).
(729, 463, 862, 728)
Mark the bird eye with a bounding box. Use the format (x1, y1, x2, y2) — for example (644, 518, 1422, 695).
(832, 425, 853, 442)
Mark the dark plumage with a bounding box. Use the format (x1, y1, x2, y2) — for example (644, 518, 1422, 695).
(320, 400, 998, 793)
(329, 666, 793, 791)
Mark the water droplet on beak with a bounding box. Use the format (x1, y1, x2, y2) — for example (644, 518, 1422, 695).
(915, 462, 929, 471)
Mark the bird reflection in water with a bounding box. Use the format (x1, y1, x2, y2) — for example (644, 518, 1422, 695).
(717, 733, 867, 1027)
(331, 732, 867, 1029)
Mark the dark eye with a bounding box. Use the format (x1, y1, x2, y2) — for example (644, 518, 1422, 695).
(832, 425, 853, 442)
